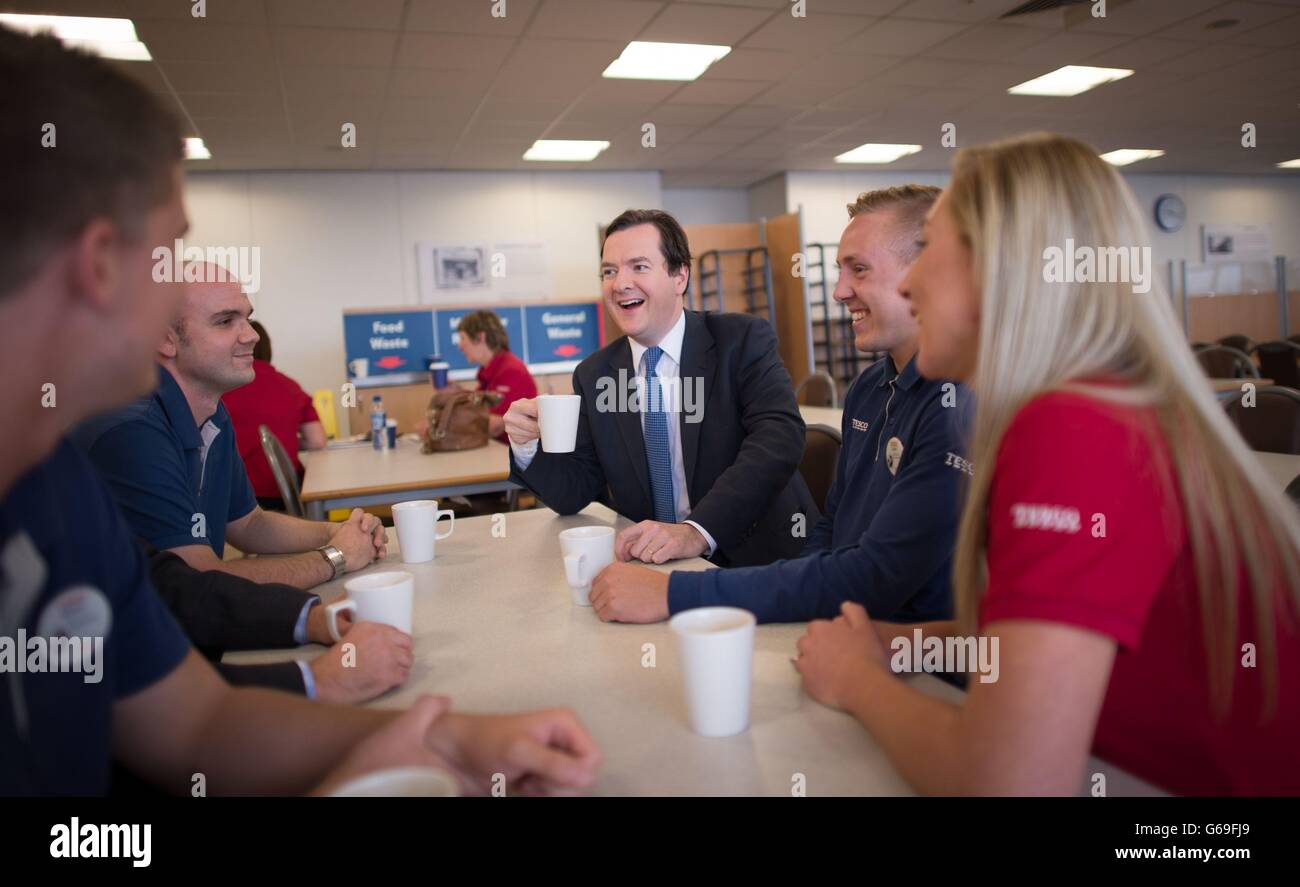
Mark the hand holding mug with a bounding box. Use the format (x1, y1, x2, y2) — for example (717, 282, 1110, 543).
(504, 397, 540, 447)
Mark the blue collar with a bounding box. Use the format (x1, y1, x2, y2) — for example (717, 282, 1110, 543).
(155, 366, 206, 451)
(877, 354, 923, 391)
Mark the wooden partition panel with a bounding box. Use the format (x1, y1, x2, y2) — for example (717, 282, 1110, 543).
(682, 222, 761, 317)
(1186, 291, 1286, 344)
(764, 210, 811, 383)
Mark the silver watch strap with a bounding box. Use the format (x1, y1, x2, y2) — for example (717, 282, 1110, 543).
(317, 544, 346, 580)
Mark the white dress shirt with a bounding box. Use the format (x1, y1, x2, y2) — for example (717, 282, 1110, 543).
(512, 310, 716, 555)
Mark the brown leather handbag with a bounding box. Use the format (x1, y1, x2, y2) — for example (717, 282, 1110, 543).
(421, 389, 502, 452)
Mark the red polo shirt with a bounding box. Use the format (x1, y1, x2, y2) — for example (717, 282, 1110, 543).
(477, 349, 537, 443)
(979, 387, 1299, 796)
(222, 359, 320, 499)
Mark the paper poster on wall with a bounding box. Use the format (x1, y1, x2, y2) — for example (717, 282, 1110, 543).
(417, 241, 552, 303)
(342, 310, 436, 385)
(490, 242, 553, 300)
(1201, 224, 1273, 265)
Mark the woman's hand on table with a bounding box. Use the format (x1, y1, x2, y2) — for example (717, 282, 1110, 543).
(794, 602, 889, 712)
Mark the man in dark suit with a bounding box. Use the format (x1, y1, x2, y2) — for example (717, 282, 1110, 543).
(144, 544, 412, 703)
(505, 209, 815, 569)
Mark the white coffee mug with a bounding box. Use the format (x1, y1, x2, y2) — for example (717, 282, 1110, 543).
(391, 499, 455, 564)
(537, 394, 581, 453)
(328, 766, 460, 798)
(348, 358, 369, 378)
(325, 570, 414, 641)
(670, 606, 756, 737)
(558, 526, 615, 606)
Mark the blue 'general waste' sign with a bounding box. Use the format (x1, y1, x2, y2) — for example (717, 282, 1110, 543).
(522, 304, 601, 369)
(342, 311, 435, 377)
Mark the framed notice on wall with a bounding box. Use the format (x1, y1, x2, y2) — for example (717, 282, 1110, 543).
(417, 241, 553, 303)
(1201, 224, 1274, 265)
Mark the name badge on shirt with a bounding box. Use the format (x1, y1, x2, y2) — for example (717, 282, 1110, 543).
(36, 585, 112, 641)
(885, 436, 904, 476)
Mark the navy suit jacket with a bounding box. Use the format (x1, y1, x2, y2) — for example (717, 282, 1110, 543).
(510, 310, 816, 567)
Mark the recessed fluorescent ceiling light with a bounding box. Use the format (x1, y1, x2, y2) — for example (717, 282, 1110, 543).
(1008, 65, 1133, 96)
(603, 41, 731, 81)
(834, 143, 922, 164)
(1100, 148, 1164, 166)
(1277, 158, 1300, 169)
(185, 138, 211, 160)
(523, 140, 610, 162)
(0, 14, 151, 60)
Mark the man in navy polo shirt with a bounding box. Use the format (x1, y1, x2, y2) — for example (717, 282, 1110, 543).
(1, 25, 600, 796)
(76, 270, 384, 591)
(588, 186, 970, 625)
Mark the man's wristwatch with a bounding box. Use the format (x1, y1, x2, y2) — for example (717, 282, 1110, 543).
(316, 544, 346, 580)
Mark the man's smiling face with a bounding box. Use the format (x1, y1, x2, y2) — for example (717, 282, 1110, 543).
(833, 210, 917, 356)
(600, 223, 687, 347)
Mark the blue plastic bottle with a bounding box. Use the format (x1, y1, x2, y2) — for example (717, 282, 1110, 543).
(371, 395, 387, 450)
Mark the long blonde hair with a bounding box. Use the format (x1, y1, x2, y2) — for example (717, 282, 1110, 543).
(948, 132, 1300, 715)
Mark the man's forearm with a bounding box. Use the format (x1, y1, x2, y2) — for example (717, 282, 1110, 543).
(206, 549, 334, 591)
(193, 686, 399, 795)
(235, 509, 335, 555)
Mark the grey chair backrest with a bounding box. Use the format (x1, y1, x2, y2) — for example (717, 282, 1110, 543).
(258, 425, 303, 517)
(1195, 345, 1259, 380)
(1252, 340, 1300, 390)
(1217, 334, 1254, 354)
(1223, 385, 1300, 455)
(795, 371, 839, 408)
(799, 423, 842, 515)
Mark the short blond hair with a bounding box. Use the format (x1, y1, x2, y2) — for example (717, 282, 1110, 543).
(846, 185, 941, 262)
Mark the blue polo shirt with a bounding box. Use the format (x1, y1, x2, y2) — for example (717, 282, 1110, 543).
(73, 367, 257, 556)
(667, 355, 969, 623)
(0, 441, 191, 795)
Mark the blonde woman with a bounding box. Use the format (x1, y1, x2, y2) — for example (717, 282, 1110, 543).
(793, 132, 1300, 796)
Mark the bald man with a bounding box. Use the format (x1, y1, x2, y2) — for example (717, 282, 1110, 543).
(75, 267, 384, 591)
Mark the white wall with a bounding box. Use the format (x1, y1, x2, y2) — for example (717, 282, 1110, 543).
(182, 169, 661, 427)
(746, 174, 788, 225)
(787, 169, 1300, 273)
(786, 170, 949, 248)
(1123, 174, 1300, 295)
(662, 187, 749, 225)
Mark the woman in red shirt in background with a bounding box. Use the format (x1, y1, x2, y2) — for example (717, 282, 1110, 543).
(454, 310, 537, 443)
(223, 321, 327, 509)
(794, 132, 1300, 796)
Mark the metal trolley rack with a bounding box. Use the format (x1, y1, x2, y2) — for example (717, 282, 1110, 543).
(687, 246, 777, 339)
(804, 242, 882, 397)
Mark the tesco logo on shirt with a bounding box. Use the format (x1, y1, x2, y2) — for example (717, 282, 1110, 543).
(1010, 502, 1081, 534)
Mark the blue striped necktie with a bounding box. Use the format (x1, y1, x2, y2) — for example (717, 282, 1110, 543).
(642, 346, 677, 523)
